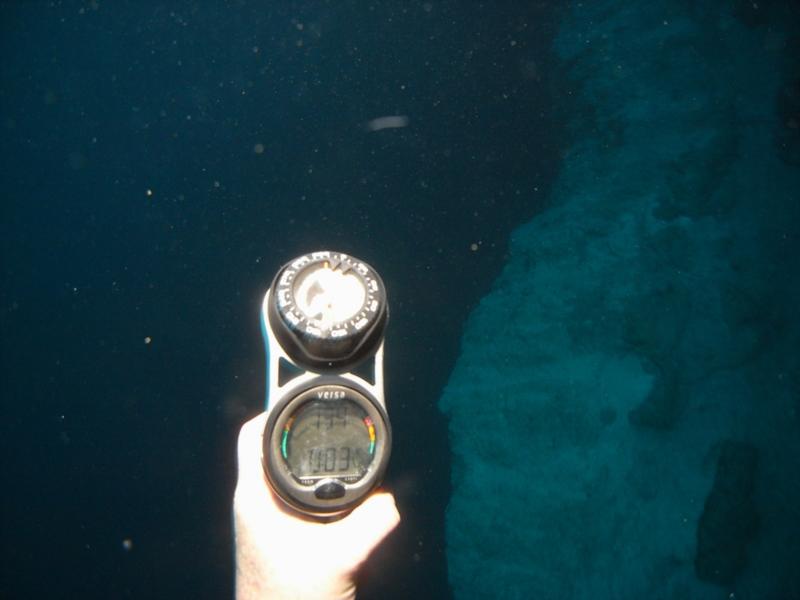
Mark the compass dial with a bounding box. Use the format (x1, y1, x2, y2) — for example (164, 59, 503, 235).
(269, 251, 388, 369)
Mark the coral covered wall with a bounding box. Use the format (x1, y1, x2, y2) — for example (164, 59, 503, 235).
(440, 1, 800, 598)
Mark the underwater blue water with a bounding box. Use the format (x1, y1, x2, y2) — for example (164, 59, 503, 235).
(1, 2, 798, 599)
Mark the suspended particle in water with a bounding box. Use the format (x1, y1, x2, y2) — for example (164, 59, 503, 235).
(365, 115, 409, 132)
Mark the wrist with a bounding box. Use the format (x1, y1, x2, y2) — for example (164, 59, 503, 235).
(234, 500, 356, 600)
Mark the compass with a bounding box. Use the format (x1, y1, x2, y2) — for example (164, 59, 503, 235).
(267, 252, 388, 370)
(260, 251, 391, 519)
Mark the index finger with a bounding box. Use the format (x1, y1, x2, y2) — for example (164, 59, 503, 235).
(236, 411, 270, 493)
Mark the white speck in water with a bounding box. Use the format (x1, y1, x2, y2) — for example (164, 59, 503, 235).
(365, 115, 409, 132)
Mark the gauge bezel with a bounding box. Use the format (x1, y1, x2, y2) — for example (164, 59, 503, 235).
(262, 379, 392, 517)
(268, 251, 388, 371)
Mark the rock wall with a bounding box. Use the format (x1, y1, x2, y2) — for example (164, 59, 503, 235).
(439, 2, 800, 598)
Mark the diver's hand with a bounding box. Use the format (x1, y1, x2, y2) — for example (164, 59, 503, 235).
(234, 412, 400, 600)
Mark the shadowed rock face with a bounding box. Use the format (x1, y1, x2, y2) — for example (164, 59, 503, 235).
(628, 370, 682, 431)
(695, 440, 760, 584)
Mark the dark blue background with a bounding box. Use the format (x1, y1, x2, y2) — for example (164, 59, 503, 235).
(1, 2, 561, 598)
